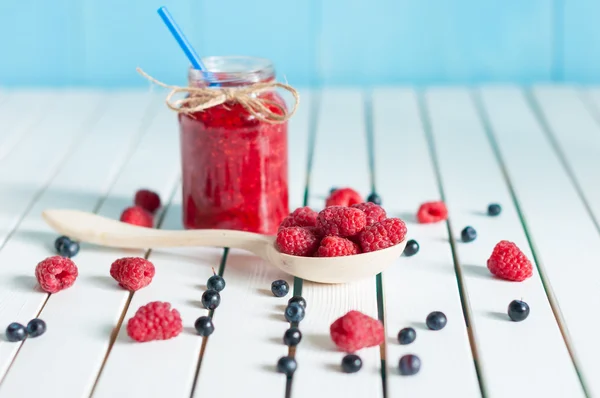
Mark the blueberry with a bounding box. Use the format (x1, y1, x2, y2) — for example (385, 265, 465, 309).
(284, 302, 305, 323)
(283, 327, 302, 346)
(271, 280, 289, 298)
(397, 327, 416, 345)
(426, 311, 447, 330)
(194, 316, 215, 336)
(508, 300, 530, 322)
(54, 236, 70, 251)
(207, 275, 226, 292)
(5, 322, 26, 342)
(276, 356, 297, 376)
(26, 319, 46, 338)
(366, 193, 382, 206)
(488, 203, 502, 216)
(403, 240, 419, 256)
(461, 226, 477, 243)
(56, 237, 79, 258)
(288, 296, 307, 309)
(341, 354, 363, 373)
(201, 289, 221, 310)
(329, 187, 338, 195)
(399, 354, 421, 375)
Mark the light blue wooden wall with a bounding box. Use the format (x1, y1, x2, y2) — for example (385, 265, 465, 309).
(0, 0, 597, 87)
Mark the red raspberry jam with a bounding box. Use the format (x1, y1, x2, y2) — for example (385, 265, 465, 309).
(178, 57, 289, 234)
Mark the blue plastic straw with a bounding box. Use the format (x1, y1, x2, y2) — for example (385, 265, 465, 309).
(157, 6, 206, 71)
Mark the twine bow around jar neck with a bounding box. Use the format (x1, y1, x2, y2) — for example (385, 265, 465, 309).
(137, 68, 299, 124)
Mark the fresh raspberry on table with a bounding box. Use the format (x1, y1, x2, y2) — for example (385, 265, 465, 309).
(317, 206, 367, 237)
(35, 256, 78, 293)
(359, 218, 407, 253)
(330, 310, 384, 353)
(126, 301, 183, 342)
(278, 206, 318, 230)
(276, 227, 320, 256)
(417, 201, 448, 223)
(120, 206, 154, 228)
(326, 188, 363, 207)
(351, 202, 387, 226)
(487, 240, 533, 282)
(316, 236, 360, 257)
(110, 257, 156, 291)
(134, 189, 161, 214)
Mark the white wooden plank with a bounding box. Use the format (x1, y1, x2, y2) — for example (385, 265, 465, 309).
(480, 86, 600, 397)
(293, 88, 382, 398)
(372, 88, 481, 397)
(425, 87, 583, 397)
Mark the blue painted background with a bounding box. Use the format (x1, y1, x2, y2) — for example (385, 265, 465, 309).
(0, 0, 597, 87)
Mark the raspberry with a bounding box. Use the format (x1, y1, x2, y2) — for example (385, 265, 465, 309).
(134, 189, 161, 214)
(276, 227, 320, 256)
(278, 206, 318, 230)
(110, 257, 156, 291)
(359, 218, 407, 253)
(126, 301, 183, 342)
(120, 206, 153, 228)
(351, 202, 387, 226)
(326, 188, 363, 207)
(417, 201, 448, 223)
(35, 256, 78, 293)
(487, 240, 533, 282)
(316, 236, 360, 257)
(330, 310, 384, 353)
(317, 206, 367, 237)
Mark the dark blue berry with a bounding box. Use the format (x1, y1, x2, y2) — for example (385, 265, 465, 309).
(207, 275, 226, 292)
(367, 193, 382, 206)
(508, 300, 530, 322)
(461, 226, 477, 243)
(283, 327, 302, 346)
(399, 354, 421, 375)
(56, 237, 79, 258)
(284, 302, 305, 323)
(201, 289, 221, 310)
(426, 311, 447, 330)
(194, 316, 215, 336)
(5, 322, 26, 342)
(276, 356, 297, 376)
(288, 296, 307, 309)
(54, 236, 70, 251)
(26, 319, 46, 338)
(397, 327, 416, 345)
(271, 280, 289, 298)
(329, 187, 338, 195)
(403, 240, 419, 256)
(341, 354, 362, 373)
(488, 203, 502, 216)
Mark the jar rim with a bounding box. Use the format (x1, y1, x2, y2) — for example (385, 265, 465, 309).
(189, 56, 275, 85)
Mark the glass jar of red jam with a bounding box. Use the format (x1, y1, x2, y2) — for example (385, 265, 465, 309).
(179, 56, 289, 235)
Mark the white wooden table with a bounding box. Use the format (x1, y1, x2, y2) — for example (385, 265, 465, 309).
(0, 86, 598, 398)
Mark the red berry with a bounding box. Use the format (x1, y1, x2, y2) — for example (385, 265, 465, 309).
(134, 189, 161, 214)
(317, 206, 367, 237)
(35, 256, 78, 293)
(487, 240, 533, 282)
(326, 188, 363, 207)
(110, 257, 156, 291)
(316, 236, 360, 257)
(276, 227, 320, 256)
(278, 206, 318, 230)
(126, 301, 183, 342)
(330, 310, 384, 353)
(351, 202, 386, 226)
(120, 206, 153, 228)
(359, 218, 407, 253)
(417, 201, 448, 223)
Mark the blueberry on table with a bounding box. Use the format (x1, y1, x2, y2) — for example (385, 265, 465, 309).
(271, 280, 289, 297)
(426, 311, 447, 330)
(26, 319, 46, 338)
(285, 302, 305, 323)
(399, 354, 421, 375)
(397, 327, 416, 345)
(5, 322, 26, 342)
(201, 290, 221, 310)
(341, 354, 363, 373)
(194, 316, 215, 336)
(488, 203, 502, 216)
(276, 356, 297, 376)
(283, 327, 302, 346)
(54, 236, 70, 251)
(288, 296, 307, 309)
(207, 274, 226, 292)
(508, 300, 530, 322)
(461, 226, 477, 243)
(403, 240, 420, 257)
(55, 236, 80, 258)
(366, 193, 382, 206)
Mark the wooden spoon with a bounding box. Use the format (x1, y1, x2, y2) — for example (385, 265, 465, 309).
(41, 209, 407, 284)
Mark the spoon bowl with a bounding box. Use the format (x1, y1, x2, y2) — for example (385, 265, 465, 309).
(42, 209, 406, 284)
